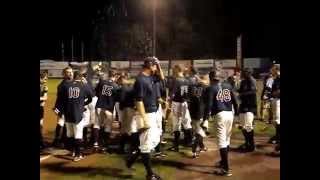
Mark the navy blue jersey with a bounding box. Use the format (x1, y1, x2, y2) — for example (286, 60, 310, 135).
(169, 77, 190, 102)
(54, 79, 72, 114)
(238, 77, 257, 114)
(119, 84, 135, 110)
(204, 82, 238, 119)
(271, 76, 280, 99)
(134, 74, 159, 113)
(95, 79, 120, 111)
(188, 82, 207, 120)
(61, 80, 93, 124)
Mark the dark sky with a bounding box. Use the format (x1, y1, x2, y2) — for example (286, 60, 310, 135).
(39, 0, 279, 60)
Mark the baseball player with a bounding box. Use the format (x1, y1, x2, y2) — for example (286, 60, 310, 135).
(52, 66, 73, 148)
(79, 72, 98, 149)
(40, 71, 48, 150)
(188, 74, 209, 158)
(126, 57, 163, 180)
(261, 72, 274, 124)
(271, 64, 280, 153)
(204, 70, 238, 177)
(59, 71, 93, 161)
(94, 69, 120, 152)
(168, 64, 193, 152)
(237, 68, 257, 152)
(153, 65, 167, 158)
(117, 73, 137, 154)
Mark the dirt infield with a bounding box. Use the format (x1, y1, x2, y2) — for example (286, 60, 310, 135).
(40, 79, 279, 180)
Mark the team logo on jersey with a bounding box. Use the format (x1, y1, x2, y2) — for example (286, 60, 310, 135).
(216, 89, 231, 102)
(68, 87, 80, 98)
(102, 85, 113, 96)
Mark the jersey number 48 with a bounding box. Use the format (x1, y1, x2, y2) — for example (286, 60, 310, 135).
(216, 89, 231, 102)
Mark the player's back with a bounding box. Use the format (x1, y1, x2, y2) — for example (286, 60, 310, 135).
(171, 77, 190, 102)
(119, 84, 135, 110)
(188, 82, 207, 120)
(207, 82, 234, 115)
(95, 79, 119, 111)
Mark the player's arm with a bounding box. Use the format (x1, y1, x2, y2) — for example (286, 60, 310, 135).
(133, 78, 149, 130)
(40, 86, 48, 101)
(230, 89, 239, 116)
(154, 58, 165, 80)
(53, 84, 63, 116)
(203, 86, 213, 120)
(84, 85, 93, 106)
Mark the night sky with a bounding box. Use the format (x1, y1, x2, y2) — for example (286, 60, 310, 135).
(38, 0, 279, 60)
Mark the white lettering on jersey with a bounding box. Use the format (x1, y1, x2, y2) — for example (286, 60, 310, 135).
(102, 85, 113, 96)
(68, 87, 80, 98)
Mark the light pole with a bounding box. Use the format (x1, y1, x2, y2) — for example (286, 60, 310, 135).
(152, 0, 156, 57)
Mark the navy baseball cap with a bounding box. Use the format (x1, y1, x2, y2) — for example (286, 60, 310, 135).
(143, 57, 157, 68)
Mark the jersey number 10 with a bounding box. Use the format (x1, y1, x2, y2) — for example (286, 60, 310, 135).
(216, 89, 231, 102)
(69, 87, 80, 98)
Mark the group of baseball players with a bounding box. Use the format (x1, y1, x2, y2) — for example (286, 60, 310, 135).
(40, 57, 280, 179)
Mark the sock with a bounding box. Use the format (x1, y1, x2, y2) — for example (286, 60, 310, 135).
(83, 127, 88, 146)
(242, 129, 249, 148)
(219, 148, 229, 171)
(130, 132, 140, 152)
(155, 143, 161, 153)
(74, 139, 82, 156)
(120, 134, 129, 152)
(276, 124, 280, 143)
(61, 126, 67, 144)
(40, 125, 44, 146)
(93, 128, 99, 145)
(184, 129, 192, 145)
(174, 131, 180, 148)
(141, 153, 153, 176)
(162, 117, 166, 134)
(249, 130, 255, 149)
(103, 132, 111, 148)
(199, 135, 205, 149)
(192, 134, 200, 153)
(54, 124, 62, 141)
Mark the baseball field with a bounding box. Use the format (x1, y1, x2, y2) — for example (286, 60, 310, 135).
(40, 79, 280, 180)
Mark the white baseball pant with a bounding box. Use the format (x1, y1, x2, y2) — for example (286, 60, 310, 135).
(214, 111, 234, 148)
(156, 104, 163, 135)
(239, 112, 254, 132)
(95, 108, 113, 132)
(171, 101, 192, 132)
(138, 112, 161, 153)
(192, 119, 206, 137)
(272, 99, 280, 125)
(65, 120, 87, 139)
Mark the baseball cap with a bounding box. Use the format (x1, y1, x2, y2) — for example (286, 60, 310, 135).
(143, 57, 158, 68)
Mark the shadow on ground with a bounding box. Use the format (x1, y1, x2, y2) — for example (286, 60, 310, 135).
(41, 161, 133, 179)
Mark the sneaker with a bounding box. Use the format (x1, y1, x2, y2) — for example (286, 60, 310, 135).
(168, 147, 179, 152)
(73, 155, 84, 162)
(192, 152, 199, 159)
(72, 151, 76, 157)
(200, 147, 208, 152)
(160, 140, 167, 144)
(214, 169, 232, 177)
(93, 142, 99, 148)
(146, 173, 162, 180)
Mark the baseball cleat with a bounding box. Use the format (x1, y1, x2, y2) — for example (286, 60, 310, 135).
(200, 147, 208, 152)
(73, 155, 84, 162)
(146, 173, 162, 180)
(214, 169, 232, 177)
(168, 147, 179, 152)
(192, 152, 199, 159)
